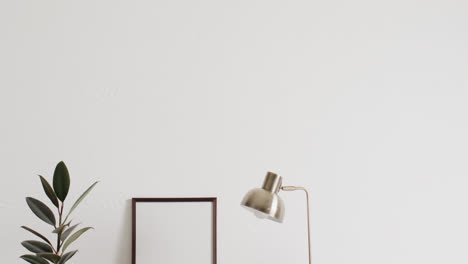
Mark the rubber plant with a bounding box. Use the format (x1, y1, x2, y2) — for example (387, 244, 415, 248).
(20, 161, 98, 264)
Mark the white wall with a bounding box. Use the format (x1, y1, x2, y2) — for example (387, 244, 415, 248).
(1, 0, 467, 263)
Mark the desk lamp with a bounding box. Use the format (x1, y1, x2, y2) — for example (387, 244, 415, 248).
(241, 171, 311, 264)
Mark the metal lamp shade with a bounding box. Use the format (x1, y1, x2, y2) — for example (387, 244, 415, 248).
(241, 172, 285, 223)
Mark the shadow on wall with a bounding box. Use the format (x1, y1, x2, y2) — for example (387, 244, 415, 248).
(116, 199, 132, 264)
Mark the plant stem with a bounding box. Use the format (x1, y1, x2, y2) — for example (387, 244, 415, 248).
(57, 202, 64, 253)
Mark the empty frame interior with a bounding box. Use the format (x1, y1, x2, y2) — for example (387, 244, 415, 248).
(132, 198, 217, 264)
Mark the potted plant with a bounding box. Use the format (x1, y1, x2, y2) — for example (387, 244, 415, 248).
(20, 161, 98, 264)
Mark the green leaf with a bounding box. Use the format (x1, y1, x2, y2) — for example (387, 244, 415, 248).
(20, 255, 49, 264)
(61, 224, 79, 242)
(21, 240, 53, 253)
(21, 226, 53, 248)
(53, 161, 70, 202)
(61, 227, 92, 253)
(52, 224, 67, 234)
(26, 198, 56, 226)
(37, 253, 61, 263)
(65, 181, 98, 221)
(58, 250, 77, 264)
(39, 175, 59, 208)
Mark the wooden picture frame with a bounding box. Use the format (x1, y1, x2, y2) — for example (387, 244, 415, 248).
(132, 197, 217, 264)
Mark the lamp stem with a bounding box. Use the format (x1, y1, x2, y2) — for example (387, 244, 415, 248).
(281, 186, 311, 264)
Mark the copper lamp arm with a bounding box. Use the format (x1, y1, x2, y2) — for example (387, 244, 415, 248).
(281, 186, 312, 264)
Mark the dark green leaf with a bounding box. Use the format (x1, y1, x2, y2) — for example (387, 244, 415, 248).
(39, 175, 59, 208)
(58, 250, 77, 264)
(37, 253, 60, 263)
(21, 240, 53, 253)
(65, 181, 98, 221)
(53, 161, 70, 202)
(61, 227, 92, 252)
(26, 198, 56, 226)
(20, 255, 49, 264)
(61, 224, 79, 242)
(21, 226, 53, 248)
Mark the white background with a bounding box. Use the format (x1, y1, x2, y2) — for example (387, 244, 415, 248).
(1, 0, 467, 264)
